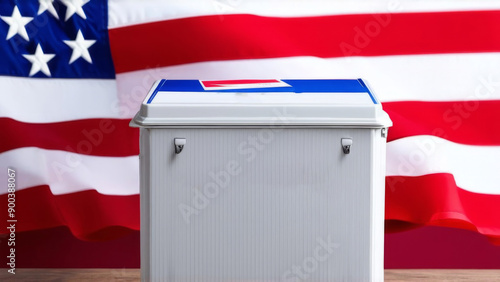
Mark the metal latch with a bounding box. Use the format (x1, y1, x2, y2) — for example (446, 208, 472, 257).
(381, 128, 387, 138)
(341, 138, 352, 154)
(174, 138, 186, 154)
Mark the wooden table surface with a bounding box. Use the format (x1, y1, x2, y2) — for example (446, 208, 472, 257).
(1, 269, 500, 281)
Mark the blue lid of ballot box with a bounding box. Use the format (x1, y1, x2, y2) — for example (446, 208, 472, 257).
(147, 79, 377, 104)
(132, 79, 391, 127)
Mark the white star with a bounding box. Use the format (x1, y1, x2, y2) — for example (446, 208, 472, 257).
(1, 6, 33, 41)
(64, 30, 96, 64)
(23, 44, 56, 77)
(38, 0, 60, 19)
(61, 0, 90, 21)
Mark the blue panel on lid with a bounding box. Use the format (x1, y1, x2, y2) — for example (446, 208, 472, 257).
(148, 79, 377, 104)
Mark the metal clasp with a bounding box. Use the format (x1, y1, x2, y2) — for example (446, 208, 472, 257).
(341, 138, 352, 154)
(174, 138, 186, 154)
(381, 128, 387, 138)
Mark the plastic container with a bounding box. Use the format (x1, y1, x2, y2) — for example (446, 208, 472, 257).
(131, 79, 392, 282)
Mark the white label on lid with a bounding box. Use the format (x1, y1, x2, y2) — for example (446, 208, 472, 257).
(200, 79, 291, 90)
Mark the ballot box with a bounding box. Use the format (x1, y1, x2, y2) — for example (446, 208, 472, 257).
(131, 79, 392, 282)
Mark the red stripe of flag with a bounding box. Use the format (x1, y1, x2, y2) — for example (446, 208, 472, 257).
(0, 185, 139, 241)
(386, 173, 500, 242)
(109, 10, 500, 73)
(0, 118, 139, 156)
(1, 100, 500, 156)
(4, 173, 500, 242)
(384, 100, 500, 145)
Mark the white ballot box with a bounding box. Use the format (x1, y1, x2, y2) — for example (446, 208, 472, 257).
(131, 79, 392, 282)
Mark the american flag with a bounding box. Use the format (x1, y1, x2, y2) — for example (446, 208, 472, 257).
(1, 0, 500, 266)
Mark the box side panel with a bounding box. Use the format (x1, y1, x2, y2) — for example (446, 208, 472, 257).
(139, 128, 151, 282)
(146, 128, 375, 281)
(369, 128, 387, 281)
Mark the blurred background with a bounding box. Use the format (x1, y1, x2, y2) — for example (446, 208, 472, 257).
(1, 0, 499, 269)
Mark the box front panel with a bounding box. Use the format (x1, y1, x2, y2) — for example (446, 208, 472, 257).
(145, 128, 377, 281)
